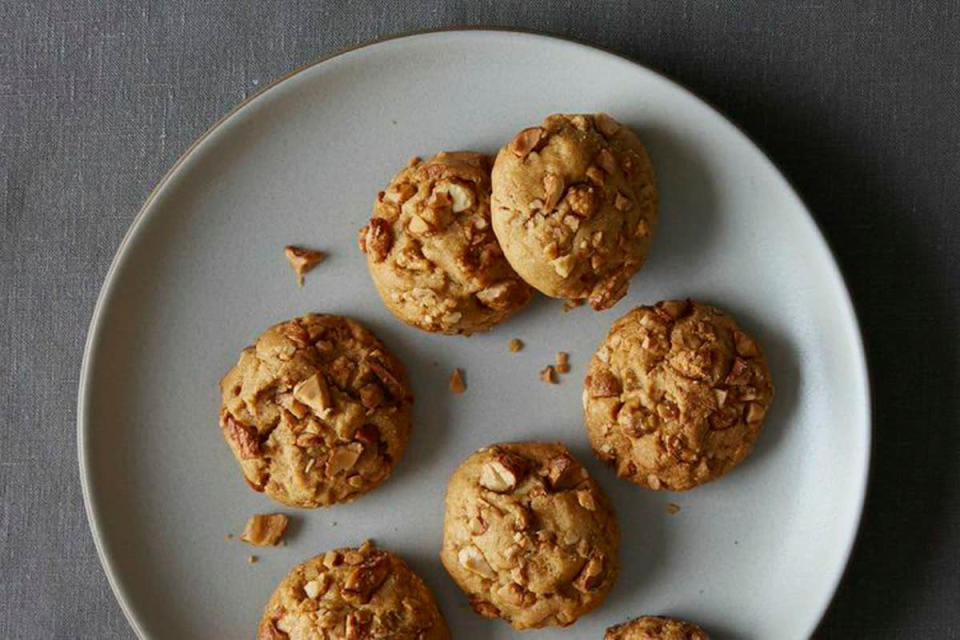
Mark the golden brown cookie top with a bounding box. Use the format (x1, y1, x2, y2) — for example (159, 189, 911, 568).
(219, 314, 412, 508)
(359, 151, 532, 335)
(440, 442, 619, 629)
(491, 113, 657, 309)
(258, 541, 450, 640)
(584, 300, 774, 490)
(606, 616, 709, 640)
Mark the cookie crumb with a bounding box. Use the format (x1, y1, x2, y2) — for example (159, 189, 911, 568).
(284, 246, 326, 286)
(666, 503, 681, 515)
(555, 351, 570, 373)
(248, 555, 259, 564)
(509, 338, 524, 353)
(540, 365, 558, 384)
(240, 513, 290, 547)
(562, 299, 585, 312)
(449, 368, 466, 394)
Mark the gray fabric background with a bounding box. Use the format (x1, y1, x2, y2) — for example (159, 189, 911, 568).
(1, 1, 958, 638)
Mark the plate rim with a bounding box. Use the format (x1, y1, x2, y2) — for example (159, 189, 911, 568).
(76, 26, 873, 639)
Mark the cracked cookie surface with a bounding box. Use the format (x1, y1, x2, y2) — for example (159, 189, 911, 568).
(440, 442, 619, 629)
(219, 314, 412, 508)
(258, 541, 450, 640)
(359, 151, 532, 335)
(606, 615, 709, 639)
(490, 113, 657, 310)
(584, 300, 774, 490)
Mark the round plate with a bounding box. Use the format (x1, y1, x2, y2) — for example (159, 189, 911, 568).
(79, 30, 869, 639)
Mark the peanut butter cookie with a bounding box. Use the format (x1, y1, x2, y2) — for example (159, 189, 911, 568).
(491, 113, 657, 310)
(606, 615, 709, 639)
(440, 442, 619, 629)
(258, 541, 450, 640)
(359, 151, 532, 335)
(584, 300, 774, 490)
(219, 314, 412, 508)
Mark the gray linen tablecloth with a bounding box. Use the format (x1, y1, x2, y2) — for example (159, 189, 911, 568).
(2, 2, 958, 638)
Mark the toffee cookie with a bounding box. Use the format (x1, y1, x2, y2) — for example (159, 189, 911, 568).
(440, 442, 619, 629)
(491, 113, 657, 310)
(584, 300, 774, 491)
(359, 151, 532, 335)
(606, 615, 709, 640)
(219, 314, 412, 508)
(258, 541, 450, 640)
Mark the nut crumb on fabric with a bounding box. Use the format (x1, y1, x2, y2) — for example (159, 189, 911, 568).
(248, 555, 259, 565)
(540, 365, 558, 384)
(666, 503, 681, 515)
(509, 338, 524, 352)
(284, 245, 327, 286)
(241, 513, 290, 547)
(449, 368, 466, 394)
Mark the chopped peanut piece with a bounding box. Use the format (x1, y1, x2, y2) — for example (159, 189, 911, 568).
(509, 338, 524, 353)
(240, 513, 289, 547)
(540, 365, 558, 384)
(555, 351, 570, 373)
(449, 368, 466, 394)
(284, 246, 326, 286)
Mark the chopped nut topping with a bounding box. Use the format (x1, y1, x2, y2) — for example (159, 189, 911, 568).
(508, 126, 546, 158)
(326, 443, 363, 476)
(572, 553, 604, 592)
(509, 338, 523, 353)
(555, 351, 570, 373)
(546, 452, 579, 490)
(458, 545, 496, 578)
(293, 373, 333, 416)
(540, 364, 558, 384)
(577, 489, 597, 511)
(342, 551, 391, 604)
(469, 596, 500, 618)
(551, 254, 576, 278)
(585, 165, 606, 186)
(745, 402, 767, 424)
(362, 218, 393, 262)
(284, 246, 326, 286)
(225, 415, 261, 459)
(588, 370, 621, 398)
(635, 218, 651, 238)
(479, 452, 529, 492)
(597, 147, 617, 174)
(543, 173, 564, 210)
(240, 513, 289, 547)
(565, 184, 598, 217)
(303, 574, 331, 599)
(563, 299, 585, 312)
(449, 368, 466, 394)
(407, 214, 431, 235)
(595, 113, 622, 137)
(734, 330, 760, 357)
(614, 191, 632, 212)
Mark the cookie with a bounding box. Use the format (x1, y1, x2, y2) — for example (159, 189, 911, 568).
(583, 300, 774, 490)
(258, 541, 450, 640)
(440, 442, 619, 629)
(359, 151, 533, 335)
(606, 616, 709, 639)
(219, 314, 412, 508)
(491, 113, 657, 310)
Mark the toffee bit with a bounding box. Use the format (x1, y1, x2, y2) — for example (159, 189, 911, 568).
(540, 365, 558, 384)
(449, 368, 466, 394)
(284, 245, 327, 286)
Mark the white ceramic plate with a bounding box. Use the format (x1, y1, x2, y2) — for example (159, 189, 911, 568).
(78, 30, 870, 640)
